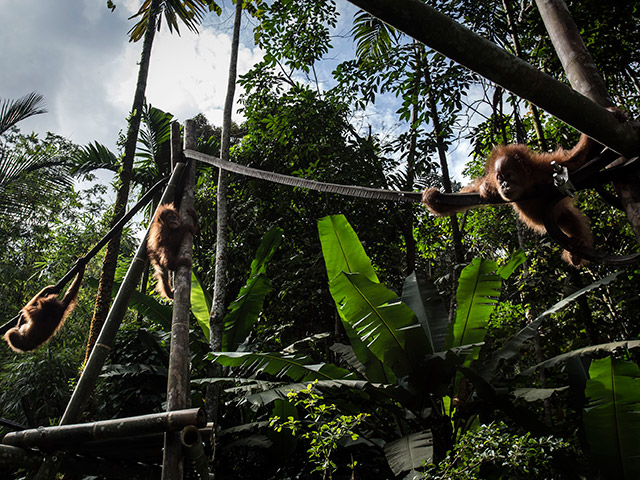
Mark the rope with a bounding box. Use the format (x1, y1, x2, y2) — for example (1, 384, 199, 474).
(184, 149, 423, 203)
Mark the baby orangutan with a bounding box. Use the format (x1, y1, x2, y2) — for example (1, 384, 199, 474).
(147, 203, 197, 299)
(422, 134, 598, 267)
(4, 267, 85, 353)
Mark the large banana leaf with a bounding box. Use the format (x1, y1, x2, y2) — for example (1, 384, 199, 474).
(318, 215, 394, 383)
(222, 274, 273, 351)
(191, 271, 212, 338)
(207, 352, 357, 383)
(384, 430, 433, 476)
(521, 340, 640, 376)
(222, 227, 282, 351)
(318, 214, 378, 283)
(330, 272, 429, 378)
(249, 226, 283, 277)
(446, 259, 501, 366)
(584, 357, 640, 479)
(402, 272, 448, 353)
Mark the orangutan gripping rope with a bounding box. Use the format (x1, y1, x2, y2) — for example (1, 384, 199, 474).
(4, 267, 85, 352)
(422, 134, 598, 266)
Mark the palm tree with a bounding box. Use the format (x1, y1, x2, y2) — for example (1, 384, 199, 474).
(85, 0, 220, 359)
(0, 93, 74, 221)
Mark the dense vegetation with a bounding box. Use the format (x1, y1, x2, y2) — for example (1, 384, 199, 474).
(1, 0, 640, 478)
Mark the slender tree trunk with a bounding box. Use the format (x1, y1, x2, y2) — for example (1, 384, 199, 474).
(84, 0, 160, 362)
(423, 62, 464, 263)
(401, 43, 421, 275)
(207, 0, 242, 452)
(501, 0, 548, 150)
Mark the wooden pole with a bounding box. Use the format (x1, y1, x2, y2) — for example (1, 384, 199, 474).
(162, 119, 197, 479)
(3, 408, 205, 449)
(534, 0, 640, 242)
(345, 0, 640, 157)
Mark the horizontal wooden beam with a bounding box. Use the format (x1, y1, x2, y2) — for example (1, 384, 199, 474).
(3, 408, 206, 449)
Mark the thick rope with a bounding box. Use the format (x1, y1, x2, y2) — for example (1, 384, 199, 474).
(185, 149, 423, 203)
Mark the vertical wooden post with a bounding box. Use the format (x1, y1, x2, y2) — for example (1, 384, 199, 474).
(534, 0, 640, 243)
(162, 120, 197, 479)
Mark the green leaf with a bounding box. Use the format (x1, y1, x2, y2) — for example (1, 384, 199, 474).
(384, 430, 433, 476)
(249, 226, 283, 277)
(208, 352, 357, 383)
(402, 272, 449, 353)
(446, 259, 501, 365)
(222, 274, 273, 351)
(127, 289, 173, 330)
(584, 357, 640, 479)
(221, 227, 282, 351)
(513, 387, 568, 402)
(191, 271, 211, 339)
(318, 214, 378, 283)
(318, 215, 392, 382)
(521, 340, 640, 375)
(330, 272, 429, 378)
(496, 249, 527, 279)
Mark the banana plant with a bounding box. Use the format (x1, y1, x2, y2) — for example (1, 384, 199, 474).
(206, 214, 524, 476)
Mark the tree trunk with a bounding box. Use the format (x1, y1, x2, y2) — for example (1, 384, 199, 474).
(207, 0, 243, 451)
(401, 42, 421, 275)
(84, 0, 160, 362)
(423, 62, 464, 263)
(534, 0, 612, 107)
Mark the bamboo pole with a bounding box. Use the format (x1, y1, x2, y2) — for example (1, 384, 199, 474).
(3, 408, 205, 449)
(345, 0, 640, 157)
(60, 162, 185, 426)
(162, 119, 197, 479)
(181, 425, 212, 480)
(0, 445, 159, 479)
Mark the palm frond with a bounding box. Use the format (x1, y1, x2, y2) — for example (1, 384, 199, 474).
(0, 145, 73, 220)
(0, 92, 47, 135)
(70, 142, 120, 177)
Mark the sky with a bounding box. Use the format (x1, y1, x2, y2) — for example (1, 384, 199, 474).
(0, 0, 470, 182)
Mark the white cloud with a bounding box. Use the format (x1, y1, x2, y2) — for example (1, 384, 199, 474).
(1, 0, 262, 153)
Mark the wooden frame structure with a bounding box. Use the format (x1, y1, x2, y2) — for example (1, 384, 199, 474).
(1, 1, 639, 478)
